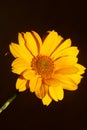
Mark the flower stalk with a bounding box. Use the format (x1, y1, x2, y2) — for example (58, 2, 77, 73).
(0, 92, 19, 114)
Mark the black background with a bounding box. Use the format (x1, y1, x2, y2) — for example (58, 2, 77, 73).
(0, 0, 87, 129)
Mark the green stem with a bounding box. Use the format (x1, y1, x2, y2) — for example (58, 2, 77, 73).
(0, 92, 19, 114)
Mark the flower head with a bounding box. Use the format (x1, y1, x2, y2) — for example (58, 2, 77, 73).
(9, 30, 86, 106)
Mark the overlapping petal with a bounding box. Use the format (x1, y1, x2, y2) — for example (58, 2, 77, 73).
(42, 94, 52, 106)
(9, 42, 33, 63)
(49, 85, 64, 101)
(11, 58, 30, 74)
(53, 74, 78, 91)
(51, 39, 71, 60)
(29, 76, 42, 93)
(52, 46, 79, 59)
(55, 65, 79, 75)
(16, 77, 28, 92)
(74, 63, 86, 74)
(31, 31, 42, 53)
(54, 56, 78, 71)
(23, 69, 36, 80)
(24, 32, 41, 56)
(40, 30, 63, 56)
(35, 84, 48, 99)
(64, 74, 82, 84)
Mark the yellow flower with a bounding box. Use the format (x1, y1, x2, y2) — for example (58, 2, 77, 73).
(9, 30, 86, 106)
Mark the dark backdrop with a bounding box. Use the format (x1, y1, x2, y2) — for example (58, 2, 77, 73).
(0, 0, 87, 130)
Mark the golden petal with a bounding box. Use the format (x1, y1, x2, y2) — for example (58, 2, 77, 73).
(52, 46, 79, 59)
(54, 86, 64, 100)
(35, 84, 48, 99)
(16, 77, 27, 92)
(42, 94, 52, 106)
(31, 31, 42, 53)
(29, 75, 40, 92)
(49, 85, 64, 101)
(49, 86, 59, 101)
(53, 74, 78, 91)
(74, 63, 86, 74)
(35, 77, 42, 92)
(55, 65, 79, 74)
(40, 30, 63, 56)
(54, 56, 78, 70)
(11, 58, 30, 74)
(9, 43, 21, 58)
(23, 69, 35, 80)
(9, 42, 33, 63)
(18, 33, 25, 46)
(51, 39, 71, 60)
(44, 78, 59, 86)
(24, 32, 39, 56)
(18, 33, 33, 58)
(65, 74, 82, 84)
(63, 84, 78, 91)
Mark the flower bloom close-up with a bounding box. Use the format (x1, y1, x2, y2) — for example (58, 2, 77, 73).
(9, 30, 86, 106)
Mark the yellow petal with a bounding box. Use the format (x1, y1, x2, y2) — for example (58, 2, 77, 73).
(66, 74, 82, 84)
(55, 65, 79, 74)
(54, 74, 78, 91)
(49, 86, 58, 101)
(18, 33, 25, 46)
(44, 78, 59, 86)
(63, 83, 78, 91)
(9, 43, 21, 58)
(11, 58, 30, 74)
(62, 46, 79, 57)
(29, 75, 39, 92)
(16, 77, 27, 92)
(35, 84, 48, 99)
(51, 39, 71, 60)
(54, 56, 78, 70)
(18, 33, 33, 59)
(49, 85, 64, 101)
(55, 86, 64, 100)
(74, 64, 86, 74)
(31, 31, 42, 53)
(53, 46, 79, 58)
(35, 77, 42, 92)
(42, 94, 52, 106)
(9, 42, 33, 63)
(24, 32, 39, 56)
(40, 30, 63, 56)
(23, 69, 35, 80)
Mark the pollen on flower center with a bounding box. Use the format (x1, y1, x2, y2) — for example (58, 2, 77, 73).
(31, 56, 54, 78)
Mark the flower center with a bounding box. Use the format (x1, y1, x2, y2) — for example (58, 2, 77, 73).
(31, 56, 54, 78)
